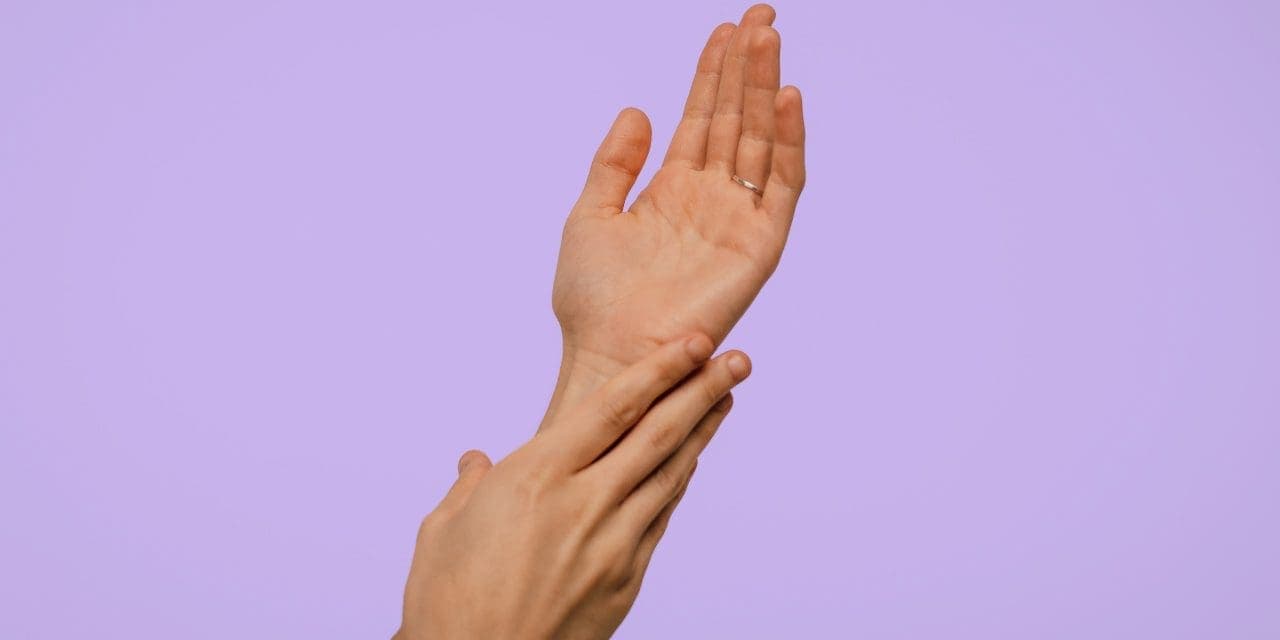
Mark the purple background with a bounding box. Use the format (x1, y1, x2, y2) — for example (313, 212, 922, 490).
(2, 1, 1278, 638)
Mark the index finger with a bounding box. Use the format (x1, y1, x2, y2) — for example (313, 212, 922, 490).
(545, 334, 715, 470)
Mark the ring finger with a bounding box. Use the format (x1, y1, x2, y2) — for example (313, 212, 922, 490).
(733, 26, 781, 195)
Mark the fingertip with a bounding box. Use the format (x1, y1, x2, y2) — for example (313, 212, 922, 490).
(457, 449, 492, 474)
(743, 3, 776, 26)
(618, 106, 651, 128)
(614, 107, 653, 151)
(726, 351, 752, 381)
(775, 87, 805, 139)
(582, 107, 653, 211)
(714, 392, 734, 413)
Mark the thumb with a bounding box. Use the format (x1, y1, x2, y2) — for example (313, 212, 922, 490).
(574, 107, 652, 215)
(436, 449, 493, 514)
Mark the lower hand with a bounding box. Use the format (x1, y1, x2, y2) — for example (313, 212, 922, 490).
(395, 335, 751, 640)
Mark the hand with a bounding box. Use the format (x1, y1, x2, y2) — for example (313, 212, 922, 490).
(395, 335, 752, 640)
(546, 4, 805, 422)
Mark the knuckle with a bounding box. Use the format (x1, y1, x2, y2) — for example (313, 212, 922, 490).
(741, 125, 773, 142)
(417, 512, 444, 541)
(589, 542, 635, 590)
(661, 349, 693, 379)
(510, 467, 551, 505)
(583, 484, 619, 519)
(595, 156, 630, 175)
(574, 474, 620, 518)
(683, 102, 716, 120)
(606, 555, 637, 589)
(645, 423, 682, 455)
(714, 101, 744, 117)
(597, 392, 641, 431)
(653, 463, 683, 493)
(612, 565, 637, 589)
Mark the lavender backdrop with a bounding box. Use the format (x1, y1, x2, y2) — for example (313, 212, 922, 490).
(2, 1, 1277, 638)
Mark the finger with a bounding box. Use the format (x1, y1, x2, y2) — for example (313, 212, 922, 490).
(733, 26, 781, 194)
(593, 350, 748, 492)
(621, 393, 730, 532)
(704, 25, 757, 173)
(763, 85, 806, 231)
(632, 460, 697, 577)
(661, 23, 735, 170)
(433, 449, 493, 515)
(662, 2, 777, 171)
(741, 3, 777, 26)
(548, 334, 716, 470)
(573, 107, 652, 215)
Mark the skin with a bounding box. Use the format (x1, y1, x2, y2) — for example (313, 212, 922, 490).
(396, 5, 805, 637)
(395, 335, 751, 640)
(544, 3, 806, 430)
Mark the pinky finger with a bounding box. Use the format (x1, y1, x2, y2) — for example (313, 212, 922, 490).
(763, 85, 806, 233)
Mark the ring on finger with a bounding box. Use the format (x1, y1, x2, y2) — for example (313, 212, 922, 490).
(731, 174, 763, 196)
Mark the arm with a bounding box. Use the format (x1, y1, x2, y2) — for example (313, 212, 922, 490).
(395, 335, 751, 639)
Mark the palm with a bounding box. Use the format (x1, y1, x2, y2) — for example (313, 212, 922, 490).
(554, 166, 779, 367)
(552, 8, 806, 373)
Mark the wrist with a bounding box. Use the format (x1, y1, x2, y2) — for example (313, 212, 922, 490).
(537, 340, 628, 432)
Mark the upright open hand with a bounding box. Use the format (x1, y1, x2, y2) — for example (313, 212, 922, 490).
(548, 4, 806, 416)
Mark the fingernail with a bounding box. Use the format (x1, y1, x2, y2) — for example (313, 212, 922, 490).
(685, 334, 713, 360)
(727, 353, 751, 380)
